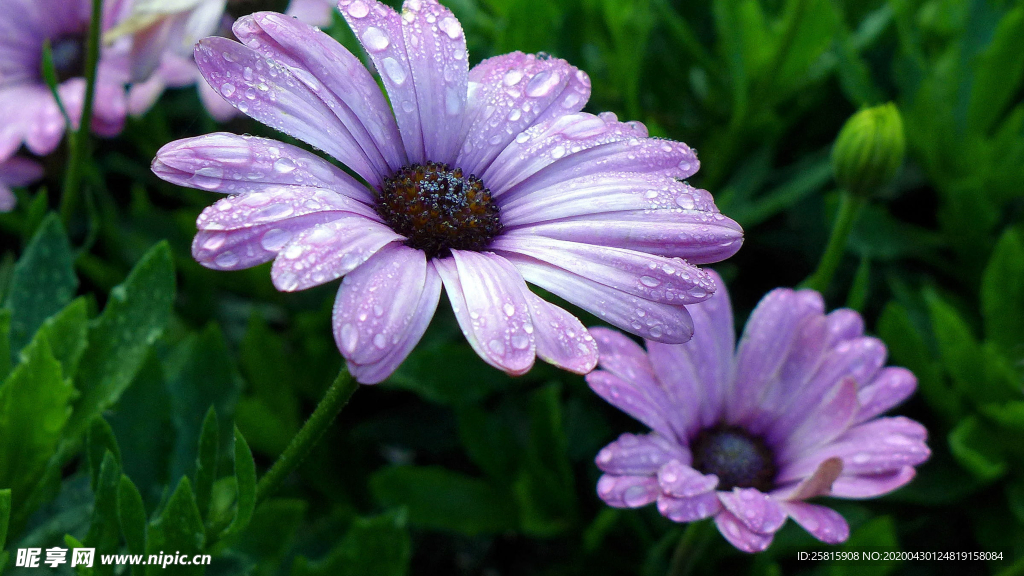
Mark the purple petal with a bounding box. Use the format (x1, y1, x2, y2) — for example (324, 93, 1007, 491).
(332, 244, 428, 366)
(657, 460, 717, 497)
(773, 457, 843, 501)
(500, 172, 718, 226)
(645, 270, 735, 435)
(523, 291, 598, 374)
(778, 417, 929, 483)
(714, 510, 775, 553)
(484, 111, 648, 193)
(586, 371, 677, 442)
(773, 378, 860, 463)
(195, 186, 379, 232)
(435, 251, 536, 375)
(271, 215, 402, 291)
(782, 502, 849, 544)
(657, 492, 722, 522)
(825, 308, 865, 346)
(153, 133, 372, 202)
(193, 37, 383, 185)
(725, 289, 824, 424)
(511, 209, 744, 264)
(589, 327, 659, 385)
(830, 467, 917, 498)
(339, 0, 467, 164)
(509, 255, 694, 343)
(346, 261, 443, 384)
(717, 488, 787, 535)
(596, 474, 660, 508)
(855, 367, 916, 424)
(0, 156, 42, 187)
(232, 13, 406, 175)
(492, 235, 715, 305)
(192, 212, 343, 271)
(458, 52, 591, 176)
(596, 433, 689, 475)
(494, 123, 700, 203)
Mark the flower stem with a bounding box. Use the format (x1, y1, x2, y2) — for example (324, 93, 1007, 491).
(59, 0, 104, 226)
(255, 367, 357, 504)
(803, 189, 865, 294)
(666, 521, 714, 576)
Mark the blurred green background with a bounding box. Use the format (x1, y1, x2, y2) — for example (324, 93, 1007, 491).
(1, 0, 1024, 574)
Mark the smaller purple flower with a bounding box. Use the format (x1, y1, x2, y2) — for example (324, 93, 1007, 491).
(0, 0, 134, 159)
(589, 273, 930, 553)
(0, 157, 42, 212)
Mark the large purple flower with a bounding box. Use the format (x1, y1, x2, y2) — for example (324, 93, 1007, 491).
(0, 0, 133, 160)
(151, 0, 743, 383)
(589, 274, 930, 552)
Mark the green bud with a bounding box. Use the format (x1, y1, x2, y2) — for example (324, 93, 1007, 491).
(831, 103, 905, 197)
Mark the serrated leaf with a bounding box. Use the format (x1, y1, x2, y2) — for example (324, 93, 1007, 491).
(87, 418, 122, 490)
(38, 298, 89, 380)
(3, 213, 77, 360)
(151, 477, 205, 576)
(370, 466, 517, 535)
(981, 229, 1024, 356)
(0, 333, 74, 519)
(195, 407, 219, 521)
(117, 475, 148, 576)
(68, 242, 175, 441)
(948, 415, 1008, 482)
(293, 510, 410, 576)
(85, 452, 122, 576)
(224, 427, 256, 537)
(165, 324, 241, 482)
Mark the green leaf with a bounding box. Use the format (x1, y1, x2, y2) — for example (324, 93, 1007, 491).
(456, 405, 521, 480)
(38, 298, 89, 380)
(0, 309, 10, 381)
(293, 510, 411, 576)
(232, 498, 307, 566)
(85, 452, 122, 576)
(514, 384, 576, 537)
(224, 426, 256, 537)
(68, 242, 175, 441)
(981, 229, 1024, 356)
(236, 314, 299, 456)
(86, 417, 122, 490)
(194, 407, 219, 521)
(150, 477, 205, 576)
(845, 255, 870, 312)
(370, 466, 518, 535)
(0, 333, 74, 517)
(165, 324, 241, 481)
(64, 534, 94, 576)
(386, 343, 511, 406)
(948, 415, 1008, 482)
(3, 213, 77, 360)
(877, 301, 957, 423)
(925, 291, 991, 403)
(117, 475, 149, 576)
(967, 7, 1024, 135)
(0, 488, 10, 550)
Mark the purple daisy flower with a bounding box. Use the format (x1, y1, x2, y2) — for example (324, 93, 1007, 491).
(151, 0, 743, 383)
(0, 0, 133, 159)
(588, 273, 930, 552)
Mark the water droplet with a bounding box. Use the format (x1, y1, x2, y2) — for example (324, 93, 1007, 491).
(373, 333, 387, 348)
(220, 83, 235, 97)
(215, 251, 239, 268)
(347, 0, 369, 17)
(273, 157, 297, 173)
(202, 234, 226, 251)
(339, 323, 359, 354)
(511, 333, 530, 350)
(361, 27, 390, 52)
(438, 16, 462, 39)
(487, 339, 506, 355)
(503, 303, 516, 316)
(525, 70, 560, 97)
(503, 69, 523, 86)
(243, 66, 254, 81)
(261, 228, 292, 251)
(640, 276, 661, 288)
(253, 202, 295, 222)
(382, 57, 407, 85)
(676, 195, 695, 209)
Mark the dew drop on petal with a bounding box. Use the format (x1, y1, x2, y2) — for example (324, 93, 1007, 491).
(273, 157, 296, 173)
(361, 27, 390, 52)
(382, 57, 407, 85)
(525, 70, 560, 97)
(220, 83, 235, 97)
(339, 323, 359, 354)
(260, 228, 292, 251)
(347, 0, 369, 18)
(215, 251, 239, 268)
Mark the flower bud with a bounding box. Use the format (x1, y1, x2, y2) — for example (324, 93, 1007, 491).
(831, 103, 905, 197)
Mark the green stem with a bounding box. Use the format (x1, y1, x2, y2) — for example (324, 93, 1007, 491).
(255, 368, 358, 504)
(666, 521, 714, 576)
(803, 189, 865, 294)
(60, 0, 104, 226)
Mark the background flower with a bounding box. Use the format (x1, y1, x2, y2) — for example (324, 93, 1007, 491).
(152, 0, 743, 383)
(0, 156, 41, 211)
(589, 273, 930, 552)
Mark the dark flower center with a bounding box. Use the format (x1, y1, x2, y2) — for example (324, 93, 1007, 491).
(226, 0, 291, 18)
(376, 162, 503, 259)
(49, 34, 86, 83)
(691, 425, 777, 492)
